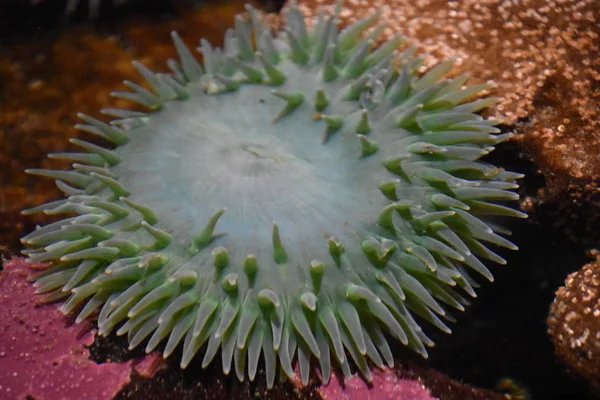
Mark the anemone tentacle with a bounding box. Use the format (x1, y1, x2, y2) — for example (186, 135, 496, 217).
(22, 2, 525, 388)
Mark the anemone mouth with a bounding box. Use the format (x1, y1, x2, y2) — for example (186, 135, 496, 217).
(21, 2, 526, 389)
(113, 72, 389, 268)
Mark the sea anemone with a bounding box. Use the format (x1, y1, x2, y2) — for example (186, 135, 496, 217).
(21, 2, 526, 388)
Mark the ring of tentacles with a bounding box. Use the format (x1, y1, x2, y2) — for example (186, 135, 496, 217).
(22, 2, 526, 387)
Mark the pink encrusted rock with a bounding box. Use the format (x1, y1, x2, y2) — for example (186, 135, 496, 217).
(289, 362, 507, 400)
(318, 369, 437, 400)
(0, 258, 162, 400)
(132, 352, 165, 379)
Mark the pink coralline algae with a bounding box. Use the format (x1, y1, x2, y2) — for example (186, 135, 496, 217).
(0, 258, 162, 400)
(315, 368, 437, 400)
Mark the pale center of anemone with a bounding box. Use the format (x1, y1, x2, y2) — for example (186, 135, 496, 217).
(238, 143, 279, 160)
(112, 82, 389, 263)
(219, 143, 296, 175)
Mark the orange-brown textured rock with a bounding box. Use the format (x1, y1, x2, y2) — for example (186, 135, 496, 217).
(286, 0, 600, 242)
(0, 1, 260, 252)
(548, 257, 600, 392)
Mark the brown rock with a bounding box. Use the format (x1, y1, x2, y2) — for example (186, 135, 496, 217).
(548, 257, 600, 392)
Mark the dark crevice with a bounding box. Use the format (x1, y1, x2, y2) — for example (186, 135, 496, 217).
(87, 328, 148, 364)
(0, 0, 287, 45)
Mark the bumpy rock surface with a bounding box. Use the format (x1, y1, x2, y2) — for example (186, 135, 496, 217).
(548, 258, 600, 392)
